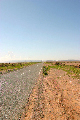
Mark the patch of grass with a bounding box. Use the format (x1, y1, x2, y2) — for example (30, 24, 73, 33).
(43, 63, 80, 79)
(44, 62, 50, 64)
(0, 62, 38, 73)
(61, 65, 80, 79)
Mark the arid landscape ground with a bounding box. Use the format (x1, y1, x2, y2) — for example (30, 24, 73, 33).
(0, 61, 80, 120)
(21, 62, 80, 120)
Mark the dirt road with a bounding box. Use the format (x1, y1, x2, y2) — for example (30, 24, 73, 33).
(1, 63, 43, 120)
(24, 68, 80, 120)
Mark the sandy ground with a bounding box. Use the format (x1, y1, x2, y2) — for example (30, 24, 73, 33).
(21, 68, 80, 120)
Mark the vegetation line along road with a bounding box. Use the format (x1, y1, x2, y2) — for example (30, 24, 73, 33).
(0, 62, 40, 74)
(43, 62, 80, 79)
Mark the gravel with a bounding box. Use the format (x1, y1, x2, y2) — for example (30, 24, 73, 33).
(0, 63, 43, 120)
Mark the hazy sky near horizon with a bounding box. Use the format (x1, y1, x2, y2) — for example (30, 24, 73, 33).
(0, 0, 80, 62)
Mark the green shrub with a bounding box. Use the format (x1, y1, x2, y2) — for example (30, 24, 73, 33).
(43, 66, 48, 75)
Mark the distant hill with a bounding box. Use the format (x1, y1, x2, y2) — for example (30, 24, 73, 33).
(0, 59, 80, 63)
(2, 60, 42, 63)
(45, 60, 80, 62)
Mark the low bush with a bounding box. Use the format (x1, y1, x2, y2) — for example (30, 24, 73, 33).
(43, 66, 48, 75)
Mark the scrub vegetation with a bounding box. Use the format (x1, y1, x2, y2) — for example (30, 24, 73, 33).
(0, 62, 39, 74)
(43, 62, 80, 79)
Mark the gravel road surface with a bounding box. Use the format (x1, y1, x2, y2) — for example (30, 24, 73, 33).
(0, 63, 43, 120)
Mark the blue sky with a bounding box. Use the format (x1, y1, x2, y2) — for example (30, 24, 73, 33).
(0, 0, 80, 62)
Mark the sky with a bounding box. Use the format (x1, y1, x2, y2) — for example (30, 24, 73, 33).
(0, 0, 80, 62)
